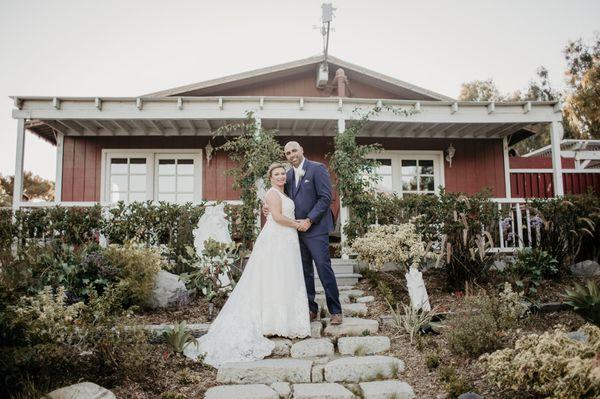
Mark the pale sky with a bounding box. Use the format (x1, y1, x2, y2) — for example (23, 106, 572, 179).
(1, 0, 599, 181)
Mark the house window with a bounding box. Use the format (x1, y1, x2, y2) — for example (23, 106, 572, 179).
(102, 150, 202, 203)
(369, 151, 444, 196)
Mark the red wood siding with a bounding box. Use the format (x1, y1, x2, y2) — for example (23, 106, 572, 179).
(509, 156, 575, 169)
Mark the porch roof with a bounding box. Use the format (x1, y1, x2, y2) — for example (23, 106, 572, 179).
(11, 96, 563, 145)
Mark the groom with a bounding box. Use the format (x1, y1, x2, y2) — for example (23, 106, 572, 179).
(283, 141, 343, 325)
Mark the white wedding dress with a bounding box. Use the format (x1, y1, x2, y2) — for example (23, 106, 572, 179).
(184, 187, 311, 368)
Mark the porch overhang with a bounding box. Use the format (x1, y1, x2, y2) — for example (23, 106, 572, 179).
(11, 96, 562, 145)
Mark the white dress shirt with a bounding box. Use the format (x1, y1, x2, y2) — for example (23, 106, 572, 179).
(293, 158, 306, 187)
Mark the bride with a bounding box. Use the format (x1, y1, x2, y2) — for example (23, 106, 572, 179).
(184, 162, 312, 368)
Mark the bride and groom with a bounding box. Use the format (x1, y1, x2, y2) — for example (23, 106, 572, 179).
(184, 141, 343, 368)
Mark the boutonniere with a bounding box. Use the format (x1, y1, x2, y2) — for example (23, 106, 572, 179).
(298, 169, 306, 178)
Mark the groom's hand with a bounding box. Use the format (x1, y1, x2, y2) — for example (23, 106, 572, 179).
(297, 219, 312, 232)
(262, 204, 270, 217)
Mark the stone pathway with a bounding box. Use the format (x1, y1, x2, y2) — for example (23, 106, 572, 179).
(204, 284, 415, 399)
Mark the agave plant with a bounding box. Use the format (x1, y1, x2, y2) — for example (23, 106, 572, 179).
(386, 299, 440, 343)
(565, 280, 600, 325)
(163, 321, 198, 354)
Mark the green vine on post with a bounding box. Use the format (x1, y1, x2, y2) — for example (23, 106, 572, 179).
(328, 104, 419, 244)
(213, 112, 283, 252)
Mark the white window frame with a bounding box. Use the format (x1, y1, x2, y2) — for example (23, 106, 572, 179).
(100, 149, 203, 204)
(367, 150, 445, 197)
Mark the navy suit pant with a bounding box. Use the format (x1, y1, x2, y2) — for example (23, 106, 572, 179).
(299, 233, 342, 315)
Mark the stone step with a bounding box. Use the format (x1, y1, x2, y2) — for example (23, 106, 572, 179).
(292, 383, 354, 399)
(323, 302, 368, 317)
(359, 380, 416, 399)
(322, 317, 379, 337)
(315, 273, 362, 287)
(217, 359, 312, 384)
(337, 336, 391, 356)
(205, 384, 279, 399)
(324, 356, 405, 383)
(290, 338, 334, 358)
(315, 294, 350, 310)
(356, 295, 374, 303)
(316, 285, 356, 293)
(314, 263, 354, 275)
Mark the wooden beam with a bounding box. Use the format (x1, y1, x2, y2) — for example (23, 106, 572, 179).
(523, 101, 532, 114)
(451, 102, 458, 114)
(42, 120, 70, 135)
(13, 119, 25, 209)
(95, 120, 117, 135)
(415, 123, 439, 138)
(113, 120, 132, 134)
(52, 97, 61, 110)
(487, 102, 495, 114)
(149, 120, 163, 133)
(550, 121, 564, 196)
(177, 97, 183, 110)
(167, 120, 181, 135)
(54, 132, 64, 201)
(136, 98, 143, 110)
(503, 136, 512, 198)
(95, 97, 102, 110)
(130, 119, 148, 134)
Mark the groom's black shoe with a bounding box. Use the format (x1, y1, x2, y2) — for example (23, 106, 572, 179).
(309, 311, 319, 322)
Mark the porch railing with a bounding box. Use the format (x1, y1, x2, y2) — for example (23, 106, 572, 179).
(489, 198, 540, 253)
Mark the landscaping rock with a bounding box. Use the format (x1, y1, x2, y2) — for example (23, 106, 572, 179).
(46, 382, 116, 399)
(217, 359, 313, 384)
(323, 317, 379, 337)
(205, 384, 278, 399)
(343, 289, 365, 299)
(148, 270, 189, 309)
(324, 355, 404, 383)
(316, 294, 350, 309)
(356, 296, 375, 303)
(270, 338, 293, 357)
(311, 321, 323, 338)
(138, 323, 210, 340)
(270, 382, 291, 398)
(458, 393, 484, 399)
(324, 303, 368, 317)
(337, 336, 390, 355)
(359, 380, 415, 399)
(567, 331, 589, 343)
(291, 338, 334, 358)
(292, 383, 354, 399)
(570, 260, 600, 277)
(311, 364, 325, 382)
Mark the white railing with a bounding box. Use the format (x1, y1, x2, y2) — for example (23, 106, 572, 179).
(10, 200, 243, 209)
(489, 198, 541, 253)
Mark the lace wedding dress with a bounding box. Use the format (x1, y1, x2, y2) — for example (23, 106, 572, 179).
(184, 188, 311, 368)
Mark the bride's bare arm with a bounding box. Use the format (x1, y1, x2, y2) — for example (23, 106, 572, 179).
(265, 190, 301, 229)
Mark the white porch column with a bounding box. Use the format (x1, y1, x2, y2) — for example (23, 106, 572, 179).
(550, 121, 564, 196)
(54, 132, 64, 202)
(502, 136, 512, 198)
(337, 118, 350, 259)
(12, 119, 26, 210)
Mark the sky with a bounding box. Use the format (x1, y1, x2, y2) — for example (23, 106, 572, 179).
(0, 0, 599, 181)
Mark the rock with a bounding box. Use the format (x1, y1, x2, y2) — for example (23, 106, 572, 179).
(570, 260, 600, 277)
(316, 294, 350, 309)
(343, 289, 365, 299)
(205, 384, 279, 399)
(359, 380, 415, 399)
(46, 382, 116, 399)
(458, 393, 484, 399)
(337, 336, 391, 355)
(292, 383, 354, 399)
(378, 314, 395, 326)
(311, 364, 325, 382)
(323, 317, 379, 337)
(356, 296, 375, 303)
(148, 270, 189, 309)
(324, 356, 405, 383)
(291, 338, 334, 358)
(491, 260, 507, 272)
(567, 331, 589, 343)
(270, 338, 293, 357)
(217, 359, 313, 384)
(270, 382, 291, 398)
(311, 321, 323, 338)
(135, 323, 210, 340)
(324, 303, 368, 317)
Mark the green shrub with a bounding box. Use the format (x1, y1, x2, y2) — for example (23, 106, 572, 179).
(505, 247, 559, 296)
(437, 365, 474, 398)
(447, 284, 528, 357)
(425, 352, 440, 371)
(103, 243, 163, 308)
(163, 321, 198, 354)
(566, 279, 600, 325)
(479, 324, 600, 399)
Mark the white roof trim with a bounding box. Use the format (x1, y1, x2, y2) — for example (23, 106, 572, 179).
(144, 54, 454, 101)
(524, 139, 600, 157)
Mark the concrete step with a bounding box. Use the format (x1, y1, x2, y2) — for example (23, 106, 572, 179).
(322, 317, 379, 337)
(292, 383, 354, 398)
(323, 302, 368, 317)
(205, 384, 279, 399)
(315, 273, 362, 288)
(337, 336, 391, 356)
(359, 380, 416, 399)
(324, 355, 405, 383)
(314, 263, 354, 275)
(217, 359, 312, 384)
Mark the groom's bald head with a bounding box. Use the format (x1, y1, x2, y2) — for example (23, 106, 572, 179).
(284, 141, 304, 167)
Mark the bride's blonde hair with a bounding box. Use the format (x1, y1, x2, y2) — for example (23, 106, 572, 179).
(267, 162, 286, 178)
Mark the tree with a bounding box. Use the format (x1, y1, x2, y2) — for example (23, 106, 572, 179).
(0, 172, 55, 206)
(563, 32, 600, 139)
(458, 78, 505, 102)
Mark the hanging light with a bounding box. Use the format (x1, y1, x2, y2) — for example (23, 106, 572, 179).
(205, 141, 214, 166)
(446, 143, 456, 167)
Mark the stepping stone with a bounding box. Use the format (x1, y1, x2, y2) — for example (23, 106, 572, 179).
(359, 380, 416, 399)
(356, 296, 374, 303)
(323, 317, 379, 337)
(269, 338, 292, 357)
(337, 336, 391, 356)
(217, 359, 312, 384)
(291, 338, 334, 358)
(311, 321, 323, 338)
(324, 356, 405, 383)
(292, 383, 354, 399)
(311, 364, 325, 382)
(343, 289, 365, 299)
(315, 295, 350, 310)
(270, 382, 291, 398)
(205, 384, 278, 399)
(316, 285, 355, 294)
(324, 303, 368, 317)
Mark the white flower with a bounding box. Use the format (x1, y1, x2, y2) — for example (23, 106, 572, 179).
(298, 169, 305, 178)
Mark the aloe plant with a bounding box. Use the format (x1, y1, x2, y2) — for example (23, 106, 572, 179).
(163, 321, 198, 354)
(565, 280, 600, 325)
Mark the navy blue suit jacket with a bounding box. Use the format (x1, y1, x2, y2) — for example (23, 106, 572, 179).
(285, 159, 335, 237)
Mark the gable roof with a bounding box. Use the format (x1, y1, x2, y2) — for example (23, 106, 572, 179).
(144, 54, 454, 101)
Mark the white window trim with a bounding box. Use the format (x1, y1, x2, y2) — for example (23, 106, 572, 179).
(367, 150, 445, 197)
(100, 149, 203, 204)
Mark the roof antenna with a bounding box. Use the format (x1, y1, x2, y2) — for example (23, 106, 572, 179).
(316, 3, 335, 88)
